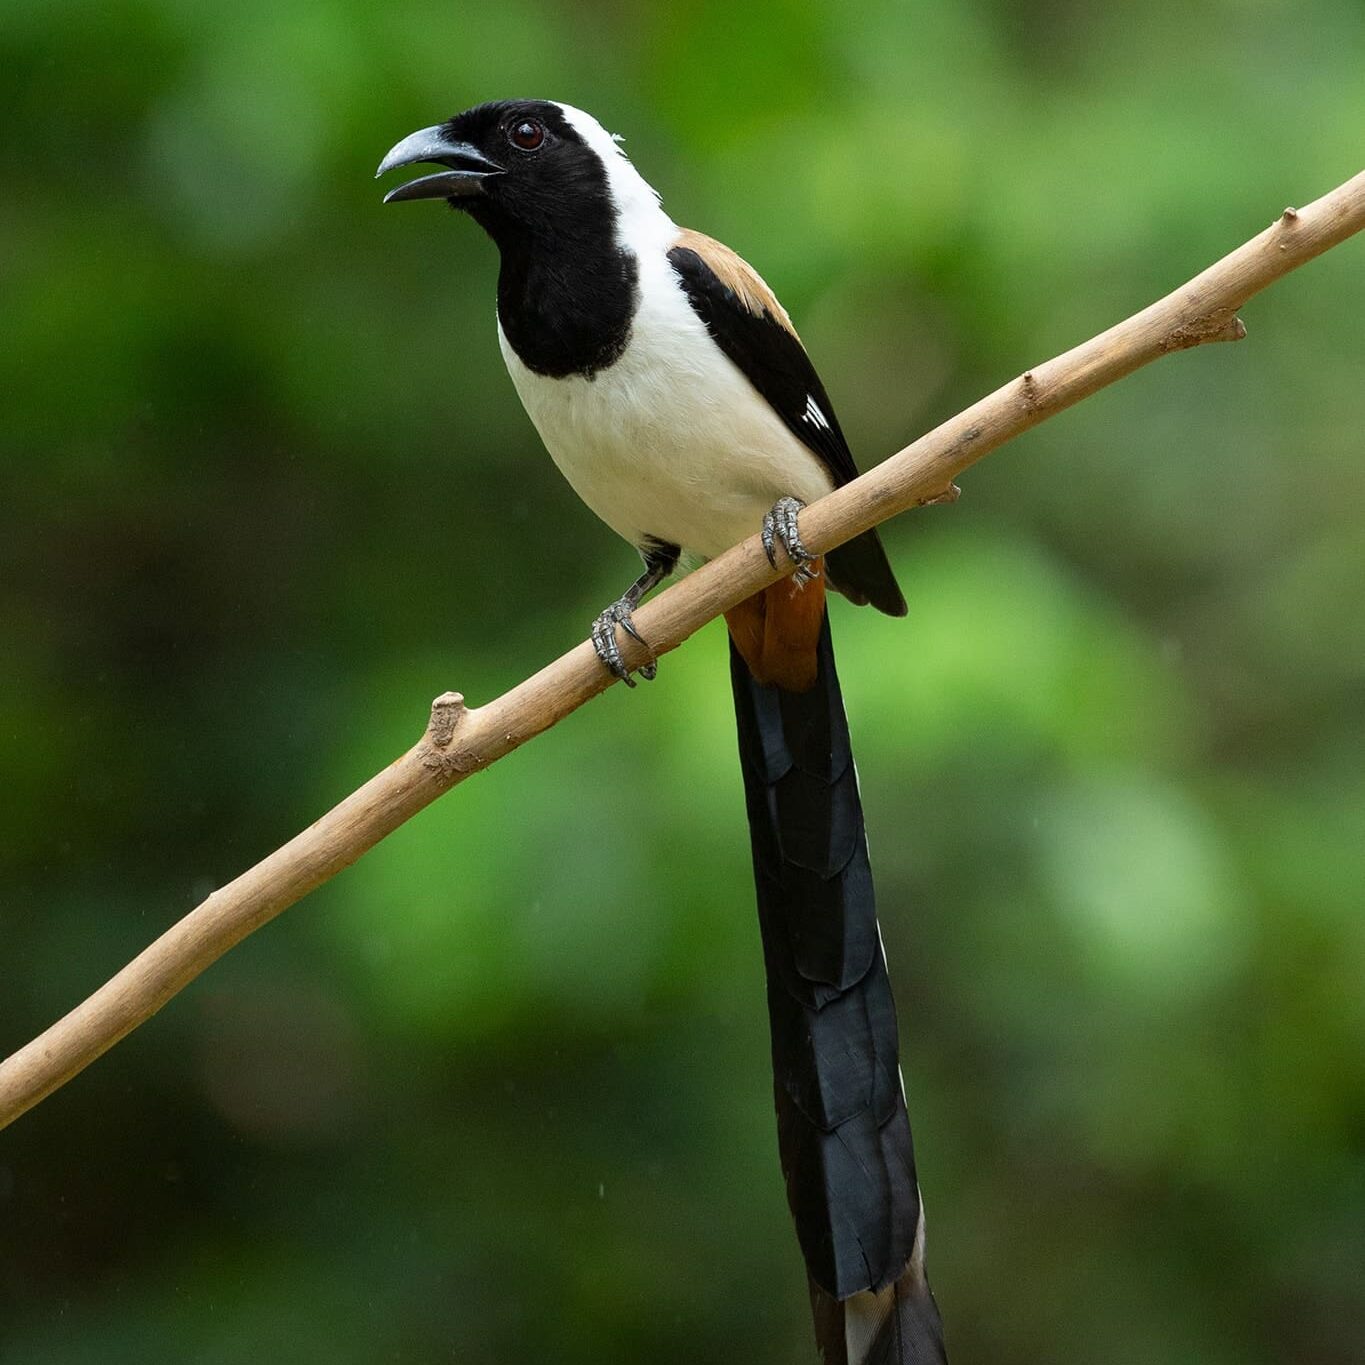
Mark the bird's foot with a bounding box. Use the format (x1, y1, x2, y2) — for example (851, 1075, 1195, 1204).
(762, 496, 819, 588)
(591, 597, 657, 687)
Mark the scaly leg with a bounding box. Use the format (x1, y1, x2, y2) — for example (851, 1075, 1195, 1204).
(590, 539, 680, 687)
(762, 496, 819, 588)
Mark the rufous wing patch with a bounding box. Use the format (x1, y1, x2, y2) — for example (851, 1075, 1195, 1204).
(674, 228, 800, 342)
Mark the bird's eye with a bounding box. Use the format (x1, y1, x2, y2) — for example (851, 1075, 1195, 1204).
(509, 119, 546, 151)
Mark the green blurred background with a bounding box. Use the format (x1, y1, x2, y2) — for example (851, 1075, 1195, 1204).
(3, 1, 1363, 1361)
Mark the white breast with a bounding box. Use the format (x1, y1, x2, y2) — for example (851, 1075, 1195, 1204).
(498, 249, 834, 562)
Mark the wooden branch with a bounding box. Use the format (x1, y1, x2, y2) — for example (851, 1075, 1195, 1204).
(3, 169, 1363, 1130)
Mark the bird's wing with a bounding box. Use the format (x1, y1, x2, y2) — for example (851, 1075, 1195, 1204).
(667, 229, 861, 488)
(668, 228, 906, 618)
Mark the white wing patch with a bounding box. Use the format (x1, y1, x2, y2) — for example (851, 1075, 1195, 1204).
(803, 394, 832, 432)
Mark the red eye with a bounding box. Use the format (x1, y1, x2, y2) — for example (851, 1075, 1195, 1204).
(509, 119, 545, 151)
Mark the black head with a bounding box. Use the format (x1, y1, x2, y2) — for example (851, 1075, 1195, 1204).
(376, 99, 617, 250)
(377, 100, 652, 378)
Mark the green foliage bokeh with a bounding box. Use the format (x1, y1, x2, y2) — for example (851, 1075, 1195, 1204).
(2, 2, 1363, 1361)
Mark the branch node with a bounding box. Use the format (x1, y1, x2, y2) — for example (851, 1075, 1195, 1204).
(426, 691, 467, 748)
(918, 483, 962, 508)
(1160, 310, 1247, 351)
(1280, 206, 1299, 223)
(1020, 370, 1041, 409)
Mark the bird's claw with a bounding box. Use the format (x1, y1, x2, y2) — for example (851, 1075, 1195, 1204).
(591, 598, 657, 687)
(762, 496, 819, 587)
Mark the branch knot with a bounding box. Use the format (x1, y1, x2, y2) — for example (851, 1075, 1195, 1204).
(420, 692, 476, 784)
(426, 691, 466, 747)
(1160, 310, 1247, 352)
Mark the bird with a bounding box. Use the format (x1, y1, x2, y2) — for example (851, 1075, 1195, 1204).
(378, 99, 947, 1365)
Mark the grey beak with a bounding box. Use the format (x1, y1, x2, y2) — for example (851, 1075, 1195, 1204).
(376, 125, 504, 203)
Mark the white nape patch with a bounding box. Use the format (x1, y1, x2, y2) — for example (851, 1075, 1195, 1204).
(553, 102, 678, 256)
(803, 394, 832, 432)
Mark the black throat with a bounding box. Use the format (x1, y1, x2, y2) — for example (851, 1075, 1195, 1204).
(465, 198, 639, 380)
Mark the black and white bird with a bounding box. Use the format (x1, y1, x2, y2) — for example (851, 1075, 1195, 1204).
(378, 99, 947, 1365)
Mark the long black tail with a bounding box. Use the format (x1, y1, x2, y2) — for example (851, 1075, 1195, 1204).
(729, 611, 947, 1365)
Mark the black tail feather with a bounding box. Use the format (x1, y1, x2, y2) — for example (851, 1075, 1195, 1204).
(730, 611, 946, 1363)
(811, 1268, 948, 1365)
(827, 527, 908, 618)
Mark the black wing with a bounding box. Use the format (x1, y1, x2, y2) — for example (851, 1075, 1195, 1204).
(667, 240, 860, 488)
(668, 236, 906, 616)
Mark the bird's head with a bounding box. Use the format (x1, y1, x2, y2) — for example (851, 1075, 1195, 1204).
(376, 99, 665, 251)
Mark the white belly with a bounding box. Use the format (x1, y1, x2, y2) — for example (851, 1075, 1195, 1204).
(497, 258, 834, 561)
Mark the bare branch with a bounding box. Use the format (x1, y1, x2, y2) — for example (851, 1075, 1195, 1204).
(3, 168, 1362, 1130)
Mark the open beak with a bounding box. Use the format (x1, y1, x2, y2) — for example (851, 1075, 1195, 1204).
(376, 125, 504, 203)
